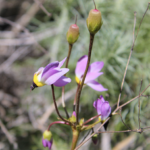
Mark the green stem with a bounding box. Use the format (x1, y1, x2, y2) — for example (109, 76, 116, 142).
(71, 129, 80, 150)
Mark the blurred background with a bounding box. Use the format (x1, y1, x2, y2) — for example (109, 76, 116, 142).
(0, 0, 150, 150)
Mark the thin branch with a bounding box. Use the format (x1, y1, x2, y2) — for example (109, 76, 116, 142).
(134, 3, 150, 41)
(119, 109, 131, 130)
(117, 12, 137, 108)
(0, 17, 47, 53)
(79, 129, 92, 144)
(33, 0, 51, 17)
(118, 84, 150, 109)
(0, 119, 18, 149)
(83, 114, 101, 125)
(141, 94, 150, 97)
(75, 117, 110, 150)
(138, 79, 143, 129)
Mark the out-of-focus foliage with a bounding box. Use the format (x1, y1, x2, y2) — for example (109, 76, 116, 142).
(0, 0, 150, 150)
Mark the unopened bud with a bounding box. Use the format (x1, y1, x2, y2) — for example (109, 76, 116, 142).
(86, 9, 102, 34)
(69, 111, 76, 123)
(92, 134, 98, 145)
(79, 118, 84, 126)
(66, 24, 79, 44)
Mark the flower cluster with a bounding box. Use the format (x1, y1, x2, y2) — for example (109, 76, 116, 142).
(30, 2, 112, 149)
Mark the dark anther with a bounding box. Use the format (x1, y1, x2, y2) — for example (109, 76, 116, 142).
(30, 82, 38, 91)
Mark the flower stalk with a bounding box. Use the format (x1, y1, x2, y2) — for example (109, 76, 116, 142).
(48, 121, 70, 130)
(71, 129, 80, 150)
(62, 43, 73, 118)
(51, 85, 71, 124)
(76, 33, 95, 123)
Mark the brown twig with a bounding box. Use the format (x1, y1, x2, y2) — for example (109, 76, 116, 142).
(33, 0, 51, 17)
(117, 12, 137, 108)
(134, 3, 150, 42)
(138, 79, 143, 129)
(0, 119, 18, 149)
(83, 114, 101, 125)
(0, 16, 47, 54)
(0, 46, 31, 73)
(119, 109, 131, 130)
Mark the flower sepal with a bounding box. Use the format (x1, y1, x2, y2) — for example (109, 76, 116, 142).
(69, 111, 76, 123)
(92, 133, 98, 145)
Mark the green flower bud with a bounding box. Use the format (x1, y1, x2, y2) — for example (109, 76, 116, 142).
(66, 24, 79, 44)
(86, 9, 103, 34)
(92, 134, 98, 145)
(69, 116, 76, 123)
(43, 130, 52, 141)
(79, 118, 84, 126)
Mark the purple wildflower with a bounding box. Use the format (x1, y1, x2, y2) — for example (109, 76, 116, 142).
(75, 55, 107, 91)
(93, 95, 111, 121)
(31, 57, 71, 90)
(42, 130, 53, 150)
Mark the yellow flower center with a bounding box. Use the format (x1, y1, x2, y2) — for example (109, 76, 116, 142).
(33, 74, 45, 87)
(75, 76, 86, 85)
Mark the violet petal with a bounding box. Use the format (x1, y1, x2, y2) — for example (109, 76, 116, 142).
(87, 80, 108, 91)
(75, 55, 88, 79)
(53, 76, 71, 87)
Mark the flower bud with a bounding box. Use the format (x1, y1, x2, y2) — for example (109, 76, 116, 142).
(66, 24, 79, 44)
(42, 130, 53, 150)
(43, 130, 52, 141)
(92, 134, 98, 145)
(79, 118, 84, 126)
(86, 9, 102, 34)
(69, 111, 76, 123)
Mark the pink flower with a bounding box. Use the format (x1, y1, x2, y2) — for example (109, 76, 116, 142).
(75, 55, 107, 91)
(31, 58, 71, 90)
